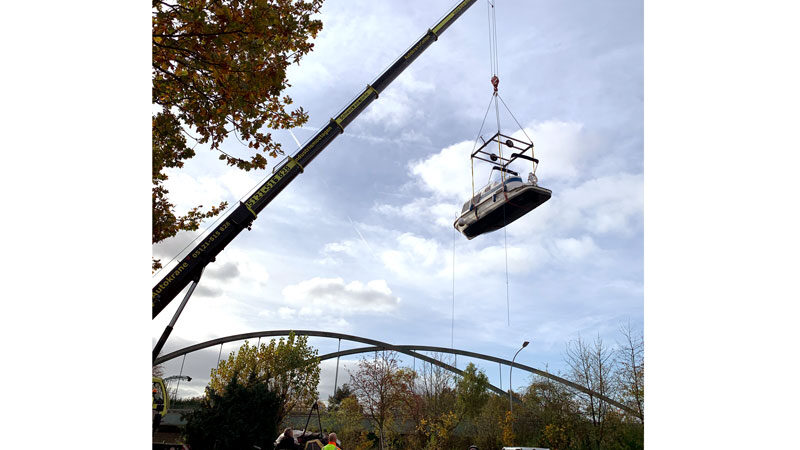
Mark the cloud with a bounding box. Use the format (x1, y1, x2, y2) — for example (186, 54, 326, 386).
(510, 172, 643, 238)
(405, 120, 597, 206)
(258, 306, 351, 330)
(322, 240, 362, 258)
(375, 198, 460, 229)
(210, 248, 270, 292)
(408, 140, 478, 201)
(161, 170, 229, 214)
(282, 277, 401, 314)
(363, 71, 436, 129)
(194, 285, 223, 298)
(205, 262, 240, 281)
(519, 121, 594, 181)
(550, 235, 600, 262)
(366, 121, 639, 288)
(152, 230, 201, 267)
(380, 233, 443, 278)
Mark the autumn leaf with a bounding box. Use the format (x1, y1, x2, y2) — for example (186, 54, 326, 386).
(152, 0, 324, 270)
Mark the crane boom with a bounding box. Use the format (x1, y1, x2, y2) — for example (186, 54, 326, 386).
(153, 0, 478, 318)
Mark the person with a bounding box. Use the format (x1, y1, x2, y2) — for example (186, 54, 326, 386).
(274, 428, 299, 450)
(322, 432, 341, 450)
(468, 446, 478, 450)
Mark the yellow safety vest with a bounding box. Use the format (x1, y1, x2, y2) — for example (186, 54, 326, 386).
(322, 443, 340, 450)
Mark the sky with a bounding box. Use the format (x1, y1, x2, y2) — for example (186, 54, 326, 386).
(7, 1, 800, 448)
(152, 0, 643, 401)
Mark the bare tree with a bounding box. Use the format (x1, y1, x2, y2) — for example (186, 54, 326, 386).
(415, 352, 455, 415)
(565, 334, 615, 449)
(616, 321, 644, 422)
(349, 351, 414, 450)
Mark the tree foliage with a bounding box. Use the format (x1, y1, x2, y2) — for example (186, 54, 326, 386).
(184, 370, 281, 450)
(324, 395, 374, 450)
(471, 393, 509, 449)
(217, 325, 642, 450)
(349, 351, 414, 449)
(456, 362, 491, 421)
(327, 383, 354, 412)
(152, 0, 324, 269)
(209, 333, 320, 424)
(406, 355, 460, 449)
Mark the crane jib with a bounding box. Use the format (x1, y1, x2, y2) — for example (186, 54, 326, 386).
(152, 0, 479, 318)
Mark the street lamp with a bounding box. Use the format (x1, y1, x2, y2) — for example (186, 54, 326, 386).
(509, 340, 529, 412)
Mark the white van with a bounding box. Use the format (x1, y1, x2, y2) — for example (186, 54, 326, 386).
(501, 447, 550, 450)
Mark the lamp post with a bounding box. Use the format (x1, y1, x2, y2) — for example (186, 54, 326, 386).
(509, 340, 529, 412)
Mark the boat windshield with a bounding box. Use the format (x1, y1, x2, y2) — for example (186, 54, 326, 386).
(489, 170, 522, 185)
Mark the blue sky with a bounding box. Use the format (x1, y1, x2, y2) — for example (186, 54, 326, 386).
(152, 0, 643, 400)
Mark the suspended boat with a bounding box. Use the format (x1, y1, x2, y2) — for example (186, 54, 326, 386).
(454, 131, 551, 240)
(454, 171, 551, 240)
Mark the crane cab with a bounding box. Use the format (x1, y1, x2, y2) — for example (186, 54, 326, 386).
(152, 377, 169, 431)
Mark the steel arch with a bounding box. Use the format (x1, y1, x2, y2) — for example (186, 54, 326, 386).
(153, 329, 639, 418)
(155, 330, 511, 398)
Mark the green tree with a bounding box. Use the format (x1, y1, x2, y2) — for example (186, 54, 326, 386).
(516, 375, 581, 449)
(152, 0, 324, 270)
(327, 383, 354, 412)
(542, 423, 570, 450)
(472, 394, 508, 450)
(324, 395, 374, 450)
(184, 370, 281, 450)
(209, 332, 320, 424)
(416, 410, 458, 450)
(456, 362, 491, 420)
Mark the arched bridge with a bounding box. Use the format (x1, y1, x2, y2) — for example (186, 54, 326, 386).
(154, 329, 640, 418)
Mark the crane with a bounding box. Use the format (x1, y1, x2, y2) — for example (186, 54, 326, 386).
(152, 0, 480, 359)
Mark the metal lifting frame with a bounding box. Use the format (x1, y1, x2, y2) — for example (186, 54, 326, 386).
(471, 131, 538, 175)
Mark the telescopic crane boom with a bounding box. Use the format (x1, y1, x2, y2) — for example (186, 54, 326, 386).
(152, 0, 479, 319)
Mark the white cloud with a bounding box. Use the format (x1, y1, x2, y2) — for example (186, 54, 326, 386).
(362, 72, 434, 129)
(550, 235, 600, 262)
(162, 170, 229, 214)
(205, 261, 240, 281)
(262, 306, 351, 329)
(380, 233, 443, 278)
(466, 241, 550, 275)
(409, 140, 482, 201)
(518, 120, 594, 181)
(218, 168, 266, 201)
(405, 120, 595, 206)
(510, 172, 643, 238)
(282, 277, 401, 314)
(322, 240, 361, 258)
(151, 247, 274, 343)
(375, 198, 460, 229)
(152, 290, 252, 344)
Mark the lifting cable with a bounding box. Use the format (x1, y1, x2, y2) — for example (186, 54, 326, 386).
(452, 212, 456, 350)
(487, 0, 511, 326)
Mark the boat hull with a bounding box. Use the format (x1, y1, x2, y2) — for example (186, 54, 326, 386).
(456, 185, 552, 239)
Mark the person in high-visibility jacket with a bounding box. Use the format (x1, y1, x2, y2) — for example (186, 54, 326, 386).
(322, 432, 341, 450)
